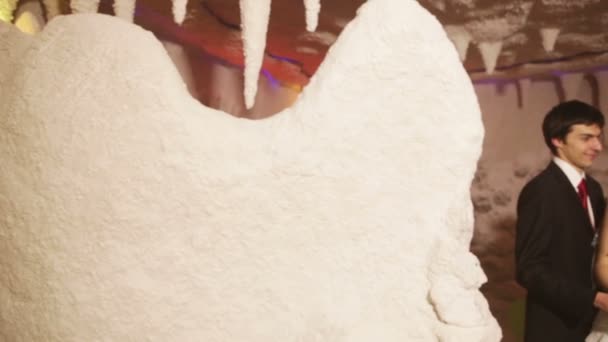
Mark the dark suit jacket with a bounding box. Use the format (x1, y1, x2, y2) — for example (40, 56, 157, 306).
(516, 161, 606, 342)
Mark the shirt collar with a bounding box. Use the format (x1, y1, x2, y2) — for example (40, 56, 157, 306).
(553, 156, 586, 189)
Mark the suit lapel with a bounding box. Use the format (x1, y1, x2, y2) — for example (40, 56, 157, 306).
(588, 178, 604, 227)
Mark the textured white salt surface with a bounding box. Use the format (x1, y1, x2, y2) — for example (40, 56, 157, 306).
(0, 0, 500, 340)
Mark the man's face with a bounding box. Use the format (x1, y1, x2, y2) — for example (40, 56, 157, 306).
(553, 123, 603, 172)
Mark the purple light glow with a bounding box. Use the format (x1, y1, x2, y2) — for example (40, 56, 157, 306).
(262, 69, 280, 89)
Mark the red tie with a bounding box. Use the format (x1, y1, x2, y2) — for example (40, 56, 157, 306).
(578, 178, 588, 211)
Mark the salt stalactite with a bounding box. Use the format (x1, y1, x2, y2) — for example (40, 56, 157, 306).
(517, 78, 532, 108)
(70, 0, 101, 14)
(594, 72, 608, 110)
(559, 72, 584, 101)
(41, 0, 61, 20)
(113, 0, 136, 22)
(444, 25, 471, 62)
(172, 0, 188, 25)
(303, 0, 320, 32)
(0, 0, 19, 23)
(477, 41, 502, 74)
(540, 27, 560, 52)
(239, 0, 271, 109)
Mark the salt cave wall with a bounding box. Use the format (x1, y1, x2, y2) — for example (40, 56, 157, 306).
(0, 0, 500, 341)
(158, 14, 608, 342)
(471, 71, 608, 342)
(164, 50, 608, 342)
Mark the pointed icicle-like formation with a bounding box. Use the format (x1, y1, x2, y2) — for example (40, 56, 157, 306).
(41, 0, 61, 20)
(540, 27, 560, 52)
(303, 0, 320, 32)
(70, 0, 101, 13)
(478, 41, 502, 74)
(0, 0, 19, 22)
(239, 0, 271, 109)
(444, 25, 471, 62)
(114, 0, 136, 22)
(594, 72, 608, 110)
(172, 0, 188, 25)
(559, 72, 584, 101)
(517, 78, 532, 108)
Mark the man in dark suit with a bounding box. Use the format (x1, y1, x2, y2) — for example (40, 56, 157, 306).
(516, 100, 608, 341)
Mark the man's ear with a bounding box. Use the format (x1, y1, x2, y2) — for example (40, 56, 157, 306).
(551, 137, 564, 150)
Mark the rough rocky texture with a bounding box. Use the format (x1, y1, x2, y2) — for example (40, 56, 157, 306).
(0, 0, 500, 340)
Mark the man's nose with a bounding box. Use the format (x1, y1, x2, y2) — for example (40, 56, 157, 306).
(594, 137, 603, 151)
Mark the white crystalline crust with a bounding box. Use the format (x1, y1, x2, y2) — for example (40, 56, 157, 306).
(0, 0, 501, 341)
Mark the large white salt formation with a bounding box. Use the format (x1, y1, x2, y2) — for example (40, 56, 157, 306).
(0, 0, 500, 340)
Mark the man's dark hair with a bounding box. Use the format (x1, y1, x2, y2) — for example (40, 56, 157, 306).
(542, 100, 605, 155)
